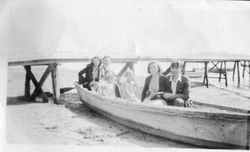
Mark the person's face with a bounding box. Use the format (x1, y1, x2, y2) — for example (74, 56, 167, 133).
(105, 75, 113, 83)
(93, 58, 100, 67)
(103, 57, 111, 66)
(126, 73, 134, 81)
(149, 63, 159, 74)
(171, 68, 181, 79)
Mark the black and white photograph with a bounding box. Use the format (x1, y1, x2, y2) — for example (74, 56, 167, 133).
(1, 0, 250, 151)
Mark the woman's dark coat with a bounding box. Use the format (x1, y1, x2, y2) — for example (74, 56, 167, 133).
(78, 64, 102, 90)
(141, 75, 168, 102)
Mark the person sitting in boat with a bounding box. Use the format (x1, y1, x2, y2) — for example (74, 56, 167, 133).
(162, 62, 185, 76)
(102, 55, 116, 77)
(100, 71, 120, 98)
(163, 60, 192, 107)
(78, 56, 103, 90)
(162, 66, 171, 76)
(141, 61, 168, 105)
(117, 69, 140, 102)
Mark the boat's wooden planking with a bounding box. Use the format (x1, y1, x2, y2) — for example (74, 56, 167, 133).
(75, 83, 249, 149)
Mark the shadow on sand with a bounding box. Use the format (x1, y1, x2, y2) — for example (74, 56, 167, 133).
(7, 96, 35, 105)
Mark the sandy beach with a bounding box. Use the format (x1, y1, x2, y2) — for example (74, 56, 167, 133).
(6, 66, 197, 148)
(6, 65, 250, 148)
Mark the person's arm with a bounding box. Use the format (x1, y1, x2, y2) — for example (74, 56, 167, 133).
(174, 77, 190, 100)
(163, 76, 175, 100)
(99, 66, 105, 79)
(78, 66, 88, 77)
(78, 66, 88, 84)
(162, 66, 171, 75)
(132, 78, 140, 90)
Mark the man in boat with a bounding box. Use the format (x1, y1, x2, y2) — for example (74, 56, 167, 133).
(162, 62, 185, 76)
(163, 60, 192, 107)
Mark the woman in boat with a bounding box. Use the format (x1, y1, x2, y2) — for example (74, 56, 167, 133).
(117, 69, 140, 102)
(100, 71, 120, 98)
(102, 55, 115, 77)
(78, 56, 103, 90)
(141, 61, 168, 105)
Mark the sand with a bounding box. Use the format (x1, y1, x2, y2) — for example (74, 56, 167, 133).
(6, 94, 194, 148)
(6, 66, 195, 147)
(6, 65, 250, 148)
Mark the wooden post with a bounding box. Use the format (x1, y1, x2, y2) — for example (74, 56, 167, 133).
(242, 61, 246, 78)
(249, 61, 250, 89)
(182, 61, 186, 75)
(203, 62, 209, 88)
(30, 65, 52, 100)
(117, 62, 132, 77)
(224, 61, 228, 87)
(232, 61, 236, 81)
(24, 65, 31, 98)
(51, 63, 59, 104)
(129, 62, 135, 71)
(24, 66, 48, 102)
(249, 61, 250, 78)
(236, 61, 240, 87)
(219, 61, 223, 82)
(209, 61, 219, 72)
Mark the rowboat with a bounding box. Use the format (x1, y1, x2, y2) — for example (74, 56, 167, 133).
(74, 82, 249, 149)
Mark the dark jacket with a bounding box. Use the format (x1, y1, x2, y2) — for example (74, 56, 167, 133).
(141, 75, 168, 102)
(78, 64, 102, 90)
(164, 75, 190, 101)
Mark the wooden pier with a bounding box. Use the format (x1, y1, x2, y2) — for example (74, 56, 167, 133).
(8, 58, 250, 103)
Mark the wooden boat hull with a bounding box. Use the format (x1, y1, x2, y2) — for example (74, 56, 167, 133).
(74, 83, 249, 149)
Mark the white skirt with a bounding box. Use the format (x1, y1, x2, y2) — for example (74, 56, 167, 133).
(143, 98, 167, 105)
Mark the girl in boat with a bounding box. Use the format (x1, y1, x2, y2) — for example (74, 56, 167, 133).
(99, 71, 120, 98)
(141, 61, 168, 105)
(102, 56, 115, 77)
(117, 69, 140, 102)
(78, 56, 103, 90)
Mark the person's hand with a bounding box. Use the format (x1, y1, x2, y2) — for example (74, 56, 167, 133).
(148, 93, 155, 100)
(163, 93, 174, 100)
(90, 81, 94, 86)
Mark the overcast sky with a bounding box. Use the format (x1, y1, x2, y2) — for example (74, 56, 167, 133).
(6, 0, 250, 61)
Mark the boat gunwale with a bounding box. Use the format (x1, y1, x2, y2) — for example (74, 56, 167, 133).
(74, 82, 249, 121)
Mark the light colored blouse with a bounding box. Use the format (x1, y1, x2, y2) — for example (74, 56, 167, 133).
(92, 67, 99, 80)
(101, 81, 116, 98)
(103, 65, 115, 76)
(148, 75, 159, 94)
(119, 80, 140, 102)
